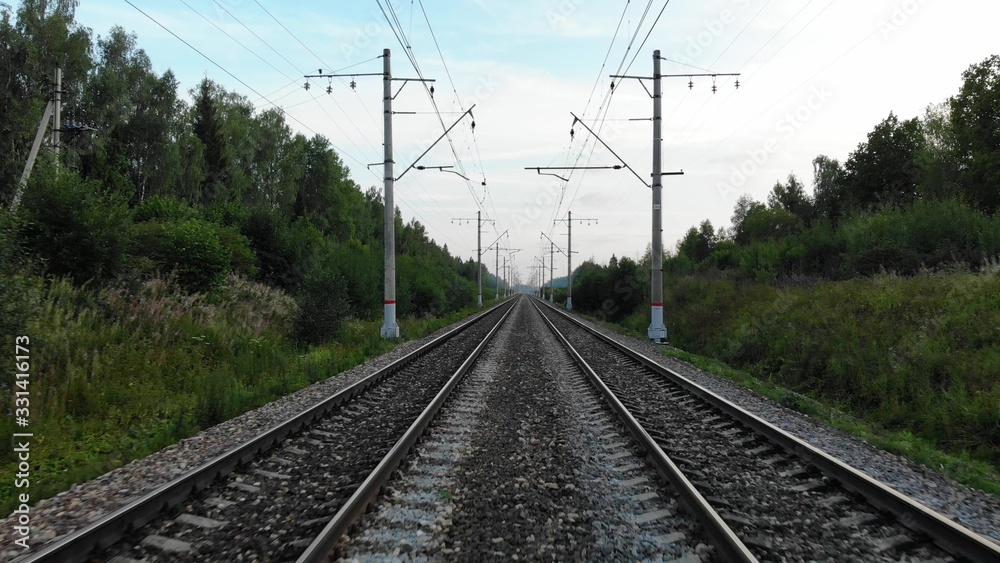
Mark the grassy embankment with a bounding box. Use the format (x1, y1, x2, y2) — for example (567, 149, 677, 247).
(606, 273, 1000, 496)
(0, 275, 495, 516)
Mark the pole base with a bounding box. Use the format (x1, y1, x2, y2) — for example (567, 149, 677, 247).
(647, 305, 668, 343)
(477, 294, 483, 308)
(566, 296, 573, 310)
(381, 303, 400, 339)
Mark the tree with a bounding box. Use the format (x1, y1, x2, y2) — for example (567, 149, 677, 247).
(950, 55, 1000, 212)
(192, 78, 229, 205)
(731, 194, 766, 245)
(0, 0, 91, 203)
(812, 155, 846, 223)
(767, 173, 814, 225)
(677, 220, 715, 263)
(918, 102, 962, 202)
(842, 112, 926, 211)
(246, 108, 304, 211)
(741, 206, 803, 243)
(79, 27, 185, 203)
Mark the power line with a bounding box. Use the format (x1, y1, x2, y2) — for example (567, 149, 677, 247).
(376, 0, 497, 229)
(178, 0, 385, 183)
(664, 0, 837, 163)
(555, 0, 676, 234)
(689, 12, 900, 168)
(122, 0, 373, 173)
(621, 0, 672, 77)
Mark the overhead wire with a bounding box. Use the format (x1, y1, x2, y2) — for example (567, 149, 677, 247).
(121, 0, 373, 174)
(133, 1, 461, 247)
(376, 0, 499, 241)
(248, 0, 464, 232)
(688, 3, 901, 167)
(557, 0, 674, 233)
(544, 0, 646, 234)
(178, 0, 384, 184)
(664, 0, 837, 162)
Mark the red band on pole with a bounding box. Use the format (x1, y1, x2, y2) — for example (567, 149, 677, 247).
(384, 300, 396, 305)
(651, 302, 664, 306)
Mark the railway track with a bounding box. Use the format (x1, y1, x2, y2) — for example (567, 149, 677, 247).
(11, 296, 1000, 561)
(337, 295, 713, 562)
(13, 299, 515, 563)
(532, 297, 1000, 562)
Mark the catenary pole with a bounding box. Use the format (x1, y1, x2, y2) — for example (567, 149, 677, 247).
(380, 49, 400, 338)
(477, 210, 483, 307)
(554, 210, 596, 310)
(53, 67, 61, 169)
(648, 50, 666, 342)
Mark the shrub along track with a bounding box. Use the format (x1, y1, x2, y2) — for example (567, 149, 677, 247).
(534, 298, 1000, 563)
(12, 300, 515, 563)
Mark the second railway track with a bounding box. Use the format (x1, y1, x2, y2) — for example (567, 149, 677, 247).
(533, 297, 1000, 562)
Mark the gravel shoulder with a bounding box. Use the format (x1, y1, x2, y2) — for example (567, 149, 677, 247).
(558, 303, 1000, 546)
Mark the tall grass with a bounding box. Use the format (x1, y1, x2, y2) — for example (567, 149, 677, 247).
(0, 276, 489, 516)
(661, 273, 1000, 471)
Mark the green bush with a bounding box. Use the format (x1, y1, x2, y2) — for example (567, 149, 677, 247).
(18, 167, 132, 283)
(134, 196, 200, 223)
(293, 263, 351, 345)
(132, 219, 231, 292)
(661, 274, 1000, 468)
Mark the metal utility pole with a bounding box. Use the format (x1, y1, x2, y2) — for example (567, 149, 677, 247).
(307, 50, 475, 337)
(493, 244, 507, 301)
(554, 210, 596, 310)
(380, 51, 398, 338)
(12, 68, 62, 212)
(611, 51, 739, 342)
(53, 67, 61, 168)
(495, 247, 520, 299)
(649, 51, 666, 342)
(454, 212, 495, 307)
(478, 210, 483, 306)
(533, 257, 545, 299)
(503, 256, 508, 297)
(482, 230, 508, 304)
(540, 232, 567, 305)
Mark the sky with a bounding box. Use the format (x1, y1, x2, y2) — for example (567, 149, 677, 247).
(72, 0, 1000, 287)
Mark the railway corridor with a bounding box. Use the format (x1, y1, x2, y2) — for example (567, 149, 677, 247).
(6, 297, 1000, 563)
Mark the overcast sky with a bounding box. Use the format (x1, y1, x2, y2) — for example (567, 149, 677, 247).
(75, 0, 999, 285)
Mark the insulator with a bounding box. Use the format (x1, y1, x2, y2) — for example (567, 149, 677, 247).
(735, 79, 740, 89)
(350, 79, 356, 90)
(471, 120, 476, 130)
(610, 80, 615, 90)
(570, 128, 575, 138)
(712, 84, 717, 93)
(688, 79, 693, 90)
(430, 85, 435, 96)
(304, 81, 310, 91)
(326, 85, 332, 94)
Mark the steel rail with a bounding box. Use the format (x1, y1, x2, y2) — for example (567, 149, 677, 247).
(18, 300, 514, 563)
(535, 298, 1000, 563)
(531, 299, 758, 563)
(297, 296, 518, 562)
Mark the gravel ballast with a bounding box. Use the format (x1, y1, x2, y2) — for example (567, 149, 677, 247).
(342, 298, 704, 562)
(547, 301, 1000, 549)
